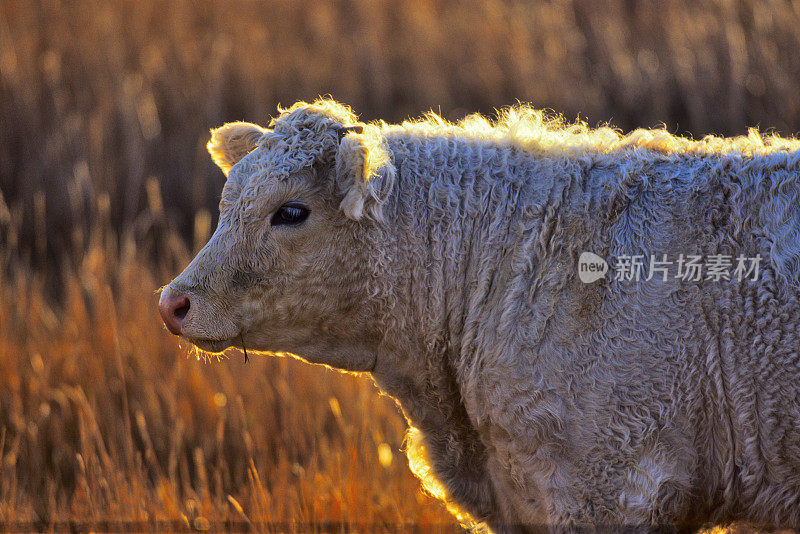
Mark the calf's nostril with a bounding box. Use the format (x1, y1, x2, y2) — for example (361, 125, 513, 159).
(159, 290, 191, 335)
(174, 300, 190, 320)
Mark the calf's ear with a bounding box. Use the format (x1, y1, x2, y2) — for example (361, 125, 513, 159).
(207, 122, 267, 176)
(335, 124, 396, 220)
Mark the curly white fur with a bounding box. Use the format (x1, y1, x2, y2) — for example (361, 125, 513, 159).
(164, 99, 800, 532)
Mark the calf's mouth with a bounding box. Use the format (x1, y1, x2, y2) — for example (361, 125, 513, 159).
(187, 336, 236, 354)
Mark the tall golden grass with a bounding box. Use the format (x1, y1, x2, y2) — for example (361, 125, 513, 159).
(1, 0, 799, 529)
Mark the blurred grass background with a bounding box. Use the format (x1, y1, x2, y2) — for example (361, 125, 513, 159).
(1, 0, 799, 529)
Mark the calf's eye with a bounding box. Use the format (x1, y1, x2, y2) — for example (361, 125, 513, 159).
(271, 202, 310, 226)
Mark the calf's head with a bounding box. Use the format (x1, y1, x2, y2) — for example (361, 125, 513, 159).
(159, 101, 395, 370)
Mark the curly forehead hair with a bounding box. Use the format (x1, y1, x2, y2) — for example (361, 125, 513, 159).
(255, 99, 362, 171)
(270, 99, 359, 135)
(231, 99, 395, 221)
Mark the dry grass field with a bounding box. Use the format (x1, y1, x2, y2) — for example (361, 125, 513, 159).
(1, 0, 800, 530)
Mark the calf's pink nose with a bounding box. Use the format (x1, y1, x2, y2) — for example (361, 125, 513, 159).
(159, 288, 191, 335)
